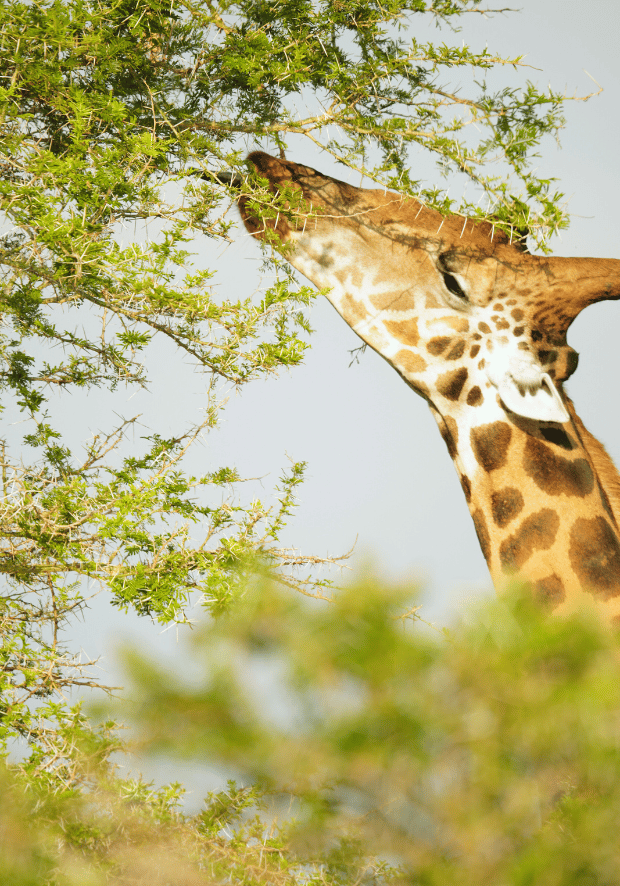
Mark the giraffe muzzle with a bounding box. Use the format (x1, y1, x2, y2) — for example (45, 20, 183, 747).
(486, 351, 569, 424)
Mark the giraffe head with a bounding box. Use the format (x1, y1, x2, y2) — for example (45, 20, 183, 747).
(240, 152, 620, 613)
(240, 152, 620, 430)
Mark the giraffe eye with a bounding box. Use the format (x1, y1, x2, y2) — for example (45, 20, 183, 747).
(442, 270, 468, 301)
(437, 253, 469, 304)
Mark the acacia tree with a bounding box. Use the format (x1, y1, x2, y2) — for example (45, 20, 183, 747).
(0, 0, 577, 788)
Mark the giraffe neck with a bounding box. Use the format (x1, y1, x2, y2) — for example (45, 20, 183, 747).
(430, 395, 620, 618)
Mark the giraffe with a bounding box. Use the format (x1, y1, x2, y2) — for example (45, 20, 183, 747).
(239, 151, 620, 620)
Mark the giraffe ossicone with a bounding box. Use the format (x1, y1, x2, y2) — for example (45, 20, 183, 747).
(239, 152, 620, 621)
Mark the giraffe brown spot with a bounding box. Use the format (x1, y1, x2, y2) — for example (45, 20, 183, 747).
(534, 574, 565, 608)
(491, 487, 524, 528)
(517, 341, 529, 351)
(500, 508, 560, 573)
(443, 316, 470, 332)
(470, 344, 480, 358)
(394, 349, 427, 375)
(506, 299, 517, 306)
(493, 303, 504, 311)
(541, 349, 558, 364)
(466, 386, 483, 407)
(523, 437, 594, 498)
(438, 414, 459, 459)
(331, 263, 363, 289)
(370, 290, 415, 311)
(461, 474, 472, 502)
(478, 321, 491, 334)
(340, 293, 367, 325)
(384, 318, 420, 346)
(513, 326, 525, 337)
(472, 508, 491, 562)
(538, 349, 550, 362)
(569, 517, 620, 598)
(445, 415, 459, 446)
(427, 336, 453, 355)
(539, 426, 575, 450)
(437, 367, 468, 401)
(473, 333, 482, 341)
(446, 339, 466, 360)
(511, 308, 524, 321)
(531, 329, 543, 342)
(493, 318, 510, 331)
(470, 422, 512, 472)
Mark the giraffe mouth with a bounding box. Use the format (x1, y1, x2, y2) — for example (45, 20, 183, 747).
(486, 352, 569, 423)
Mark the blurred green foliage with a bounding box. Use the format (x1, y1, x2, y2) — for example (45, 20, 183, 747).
(3, 577, 620, 884)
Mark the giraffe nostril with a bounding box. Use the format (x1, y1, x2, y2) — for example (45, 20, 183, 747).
(566, 348, 579, 377)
